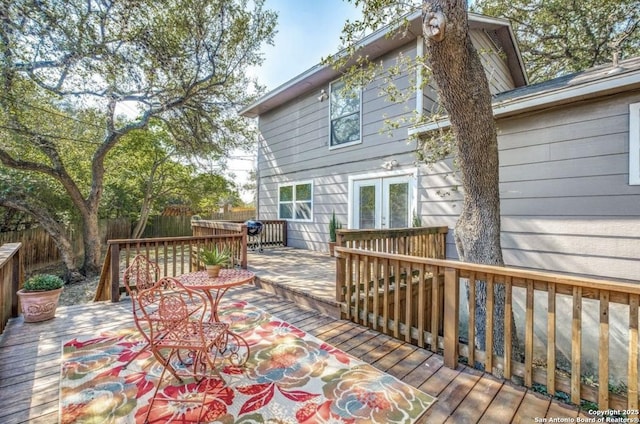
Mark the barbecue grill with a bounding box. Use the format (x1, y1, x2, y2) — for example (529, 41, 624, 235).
(245, 220, 264, 252)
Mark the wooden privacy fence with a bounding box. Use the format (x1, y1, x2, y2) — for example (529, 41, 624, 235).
(335, 246, 640, 415)
(335, 226, 448, 258)
(94, 232, 247, 303)
(0, 219, 130, 272)
(0, 243, 23, 335)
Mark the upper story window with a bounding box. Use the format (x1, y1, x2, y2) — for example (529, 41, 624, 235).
(278, 181, 313, 221)
(330, 79, 361, 148)
(630, 102, 640, 185)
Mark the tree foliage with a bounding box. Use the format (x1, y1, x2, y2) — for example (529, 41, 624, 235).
(472, 0, 640, 82)
(0, 0, 276, 278)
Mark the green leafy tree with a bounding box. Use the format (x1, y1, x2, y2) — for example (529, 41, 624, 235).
(0, 0, 276, 278)
(472, 0, 640, 82)
(104, 123, 191, 238)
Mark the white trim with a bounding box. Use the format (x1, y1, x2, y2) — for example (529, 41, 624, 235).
(347, 167, 418, 229)
(409, 69, 640, 137)
(277, 180, 314, 222)
(630, 102, 640, 185)
(416, 36, 424, 117)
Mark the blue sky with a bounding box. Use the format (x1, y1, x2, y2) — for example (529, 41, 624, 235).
(254, 0, 361, 89)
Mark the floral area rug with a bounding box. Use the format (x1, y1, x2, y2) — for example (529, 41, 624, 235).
(60, 301, 435, 423)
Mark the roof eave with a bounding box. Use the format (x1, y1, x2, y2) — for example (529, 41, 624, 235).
(240, 11, 524, 118)
(408, 66, 640, 136)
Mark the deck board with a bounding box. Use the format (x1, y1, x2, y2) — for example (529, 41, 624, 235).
(446, 373, 503, 423)
(479, 381, 527, 423)
(0, 283, 591, 423)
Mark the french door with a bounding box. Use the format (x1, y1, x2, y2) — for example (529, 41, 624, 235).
(352, 175, 414, 229)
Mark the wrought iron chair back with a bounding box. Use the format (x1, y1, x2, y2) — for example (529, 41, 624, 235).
(120, 255, 161, 367)
(123, 254, 160, 296)
(136, 277, 228, 381)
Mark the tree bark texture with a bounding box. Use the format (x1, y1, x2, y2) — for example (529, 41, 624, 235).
(422, 0, 511, 362)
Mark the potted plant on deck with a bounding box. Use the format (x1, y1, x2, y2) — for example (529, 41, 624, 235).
(328, 211, 342, 257)
(17, 274, 64, 323)
(199, 246, 231, 277)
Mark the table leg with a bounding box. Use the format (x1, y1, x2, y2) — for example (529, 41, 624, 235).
(205, 288, 250, 366)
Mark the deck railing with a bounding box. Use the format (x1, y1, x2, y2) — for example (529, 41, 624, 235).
(191, 219, 287, 248)
(94, 232, 247, 302)
(335, 246, 640, 415)
(0, 243, 23, 334)
(335, 226, 447, 258)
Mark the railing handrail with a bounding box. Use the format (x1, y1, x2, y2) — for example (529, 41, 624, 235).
(335, 246, 640, 296)
(0, 243, 23, 334)
(336, 226, 448, 241)
(97, 233, 248, 303)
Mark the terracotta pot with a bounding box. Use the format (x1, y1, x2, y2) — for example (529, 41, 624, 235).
(206, 265, 221, 278)
(329, 242, 336, 257)
(17, 287, 63, 323)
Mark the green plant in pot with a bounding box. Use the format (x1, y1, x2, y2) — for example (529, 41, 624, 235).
(328, 211, 342, 256)
(199, 246, 231, 277)
(17, 274, 64, 323)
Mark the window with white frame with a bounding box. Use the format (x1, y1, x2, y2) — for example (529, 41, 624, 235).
(330, 79, 361, 147)
(278, 181, 313, 221)
(630, 102, 640, 185)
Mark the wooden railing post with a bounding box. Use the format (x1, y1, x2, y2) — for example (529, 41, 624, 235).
(241, 224, 248, 269)
(11, 243, 23, 317)
(110, 243, 120, 302)
(335, 248, 346, 304)
(443, 266, 460, 369)
(281, 220, 288, 246)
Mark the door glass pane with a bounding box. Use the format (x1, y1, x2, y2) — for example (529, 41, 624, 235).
(359, 185, 376, 229)
(388, 183, 408, 228)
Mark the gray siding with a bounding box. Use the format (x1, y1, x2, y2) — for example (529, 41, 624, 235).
(495, 92, 640, 281)
(257, 41, 419, 251)
(470, 30, 516, 94)
(415, 92, 640, 281)
(256, 28, 518, 252)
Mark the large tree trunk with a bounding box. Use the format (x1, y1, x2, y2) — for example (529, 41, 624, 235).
(0, 198, 83, 282)
(422, 0, 515, 366)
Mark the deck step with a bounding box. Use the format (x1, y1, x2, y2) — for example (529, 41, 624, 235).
(252, 276, 340, 317)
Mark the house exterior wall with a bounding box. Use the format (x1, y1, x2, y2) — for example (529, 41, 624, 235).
(496, 90, 640, 281)
(256, 29, 519, 252)
(470, 30, 516, 94)
(257, 41, 420, 251)
(416, 90, 640, 282)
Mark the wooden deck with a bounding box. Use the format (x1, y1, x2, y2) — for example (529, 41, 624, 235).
(0, 281, 591, 424)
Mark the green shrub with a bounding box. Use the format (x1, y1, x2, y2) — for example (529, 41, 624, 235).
(23, 274, 64, 291)
(329, 211, 342, 243)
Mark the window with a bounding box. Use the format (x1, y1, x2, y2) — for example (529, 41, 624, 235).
(330, 79, 361, 147)
(630, 102, 640, 185)
(278, 181, 313, 221)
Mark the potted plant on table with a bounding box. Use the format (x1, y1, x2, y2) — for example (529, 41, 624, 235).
(199, 246, 231, 277)
(328, 211, 342, 257)
(17, 274, 64, 323)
